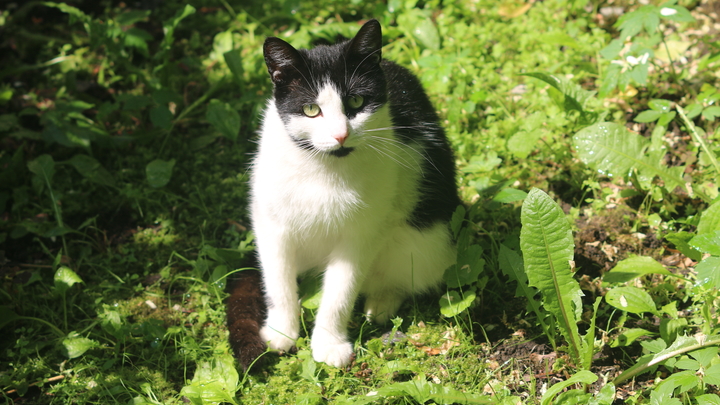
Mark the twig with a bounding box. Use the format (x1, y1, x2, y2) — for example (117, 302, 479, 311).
(2, 375, 65, 396)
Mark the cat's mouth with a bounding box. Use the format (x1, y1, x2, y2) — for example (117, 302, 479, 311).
(328, 147, 354, 158)
(292, 138, 355, 157)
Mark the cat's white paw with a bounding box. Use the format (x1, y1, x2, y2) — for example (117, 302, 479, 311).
(259, 325, 297, 351)
(260, 312, 299, 352)
(364, 296, 403, 324)
(311, 334, 354, 367)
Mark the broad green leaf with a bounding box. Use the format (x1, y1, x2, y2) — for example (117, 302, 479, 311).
(648, 99, 672, 112)
(397, 10, 440, 50)
(439, 289, 476, 318)
(179, 353, 239, 405)
(659, 370, 699, 393)
(450, 205, 466, 239)
(124, 27, 152, 56)
(616, 5, 660, 39)
(696, 394, 720, 405)
(540, 370, 597, 405)
(224, 50, 244, 84)
(520, 188, 583, 364)
(573, 122, 685, 191)
(212, 31, 233, 58)
(696, 257, 720, 289)
(493, 188, 528, 203)
(689, 346, 718, 368)
(690, 231, 720, 256)
(703, 106, 720, 121)
(67, 154, 116, 187)
(54, 266, 83, 295)
(299, 275, 322, 310)
(145, 159, 175, 188)
(674, 358, 700, 371)
(650, 382, 682, 405)
(660, 5, 695, 23)
(592, 383, 616, 405)
(206, 99, 240, 142)
(627, 60, 649, 86)
(605, 286, 658, 315)
(665, 232, 703, 261)
(610, 328, 654, 348)
(27, 154, 55, 186)
(599, 63, 622, 98)
(507, 130, 543, 158)
(444, 245, 483, 288)
(698, 200, 720, 234)
(705, 364, 720, 386)
(603, 255, 672, 283)
(523, 72, 595, 118)
(634, 110, 662, 123)
(600, 38, 623, 60)
(554, 390, 590, 405)
(462, 152, 502, 173)
(62, 333, 97, 359)
(150, 105, 173, 130)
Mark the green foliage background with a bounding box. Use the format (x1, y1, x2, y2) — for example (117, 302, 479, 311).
(1, 0, 719, 403)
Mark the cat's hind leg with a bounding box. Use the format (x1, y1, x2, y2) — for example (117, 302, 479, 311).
(362, 223, 456, 324)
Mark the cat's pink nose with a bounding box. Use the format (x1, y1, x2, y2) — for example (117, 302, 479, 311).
(333, 132, 348, 146)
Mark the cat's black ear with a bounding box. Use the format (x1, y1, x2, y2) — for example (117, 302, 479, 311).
(264, 37, 305, 84)
(347, 19, 382, 66)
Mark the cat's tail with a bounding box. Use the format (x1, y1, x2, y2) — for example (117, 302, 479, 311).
(226, 264, 267, 372)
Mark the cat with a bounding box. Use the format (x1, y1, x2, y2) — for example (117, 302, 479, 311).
(228, 19, 461, 370)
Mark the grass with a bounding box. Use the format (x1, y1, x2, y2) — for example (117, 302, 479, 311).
(1, 0, 720, 404)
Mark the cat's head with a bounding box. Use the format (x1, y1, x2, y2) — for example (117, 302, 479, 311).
(263, 19, 388, 157)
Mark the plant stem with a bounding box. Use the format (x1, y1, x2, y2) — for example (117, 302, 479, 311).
(677, 105, 720, 175)
(613, 334, 720, 385)
(44, 173, 69, 256)
(658, 28, 678, 80)
(18, 316, 66, 337)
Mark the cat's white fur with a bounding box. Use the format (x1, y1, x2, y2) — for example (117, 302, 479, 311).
(251, 82, 456, 367)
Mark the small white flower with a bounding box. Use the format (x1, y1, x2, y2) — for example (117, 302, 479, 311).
(660, 7, 677, 16)
(626, 53, 650, 66)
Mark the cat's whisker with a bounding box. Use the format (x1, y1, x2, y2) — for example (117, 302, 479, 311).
(367, 135, 441, 176)
(364, 137, 423, 174)
(365, 144, 417, 173)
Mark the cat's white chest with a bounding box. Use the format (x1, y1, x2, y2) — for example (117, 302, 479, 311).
(251, 103, 401, 233)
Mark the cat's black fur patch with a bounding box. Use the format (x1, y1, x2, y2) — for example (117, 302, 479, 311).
(382, 60, 462, 228)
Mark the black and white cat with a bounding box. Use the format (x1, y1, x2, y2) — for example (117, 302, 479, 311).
(239, 19, 460, 368)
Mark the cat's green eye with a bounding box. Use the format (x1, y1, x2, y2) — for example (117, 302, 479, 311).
(303, 104, 321, 117)
(347, 95, 364, 109)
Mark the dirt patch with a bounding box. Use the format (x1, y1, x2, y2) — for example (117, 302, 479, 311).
(573, 205, 664, 279)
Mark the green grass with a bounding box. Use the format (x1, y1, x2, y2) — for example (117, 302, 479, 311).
(1, 0, 720, 404)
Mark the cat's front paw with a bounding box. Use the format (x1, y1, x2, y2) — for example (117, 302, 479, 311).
(311, 334, 354, 367)
(260, 324, 298, 352)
